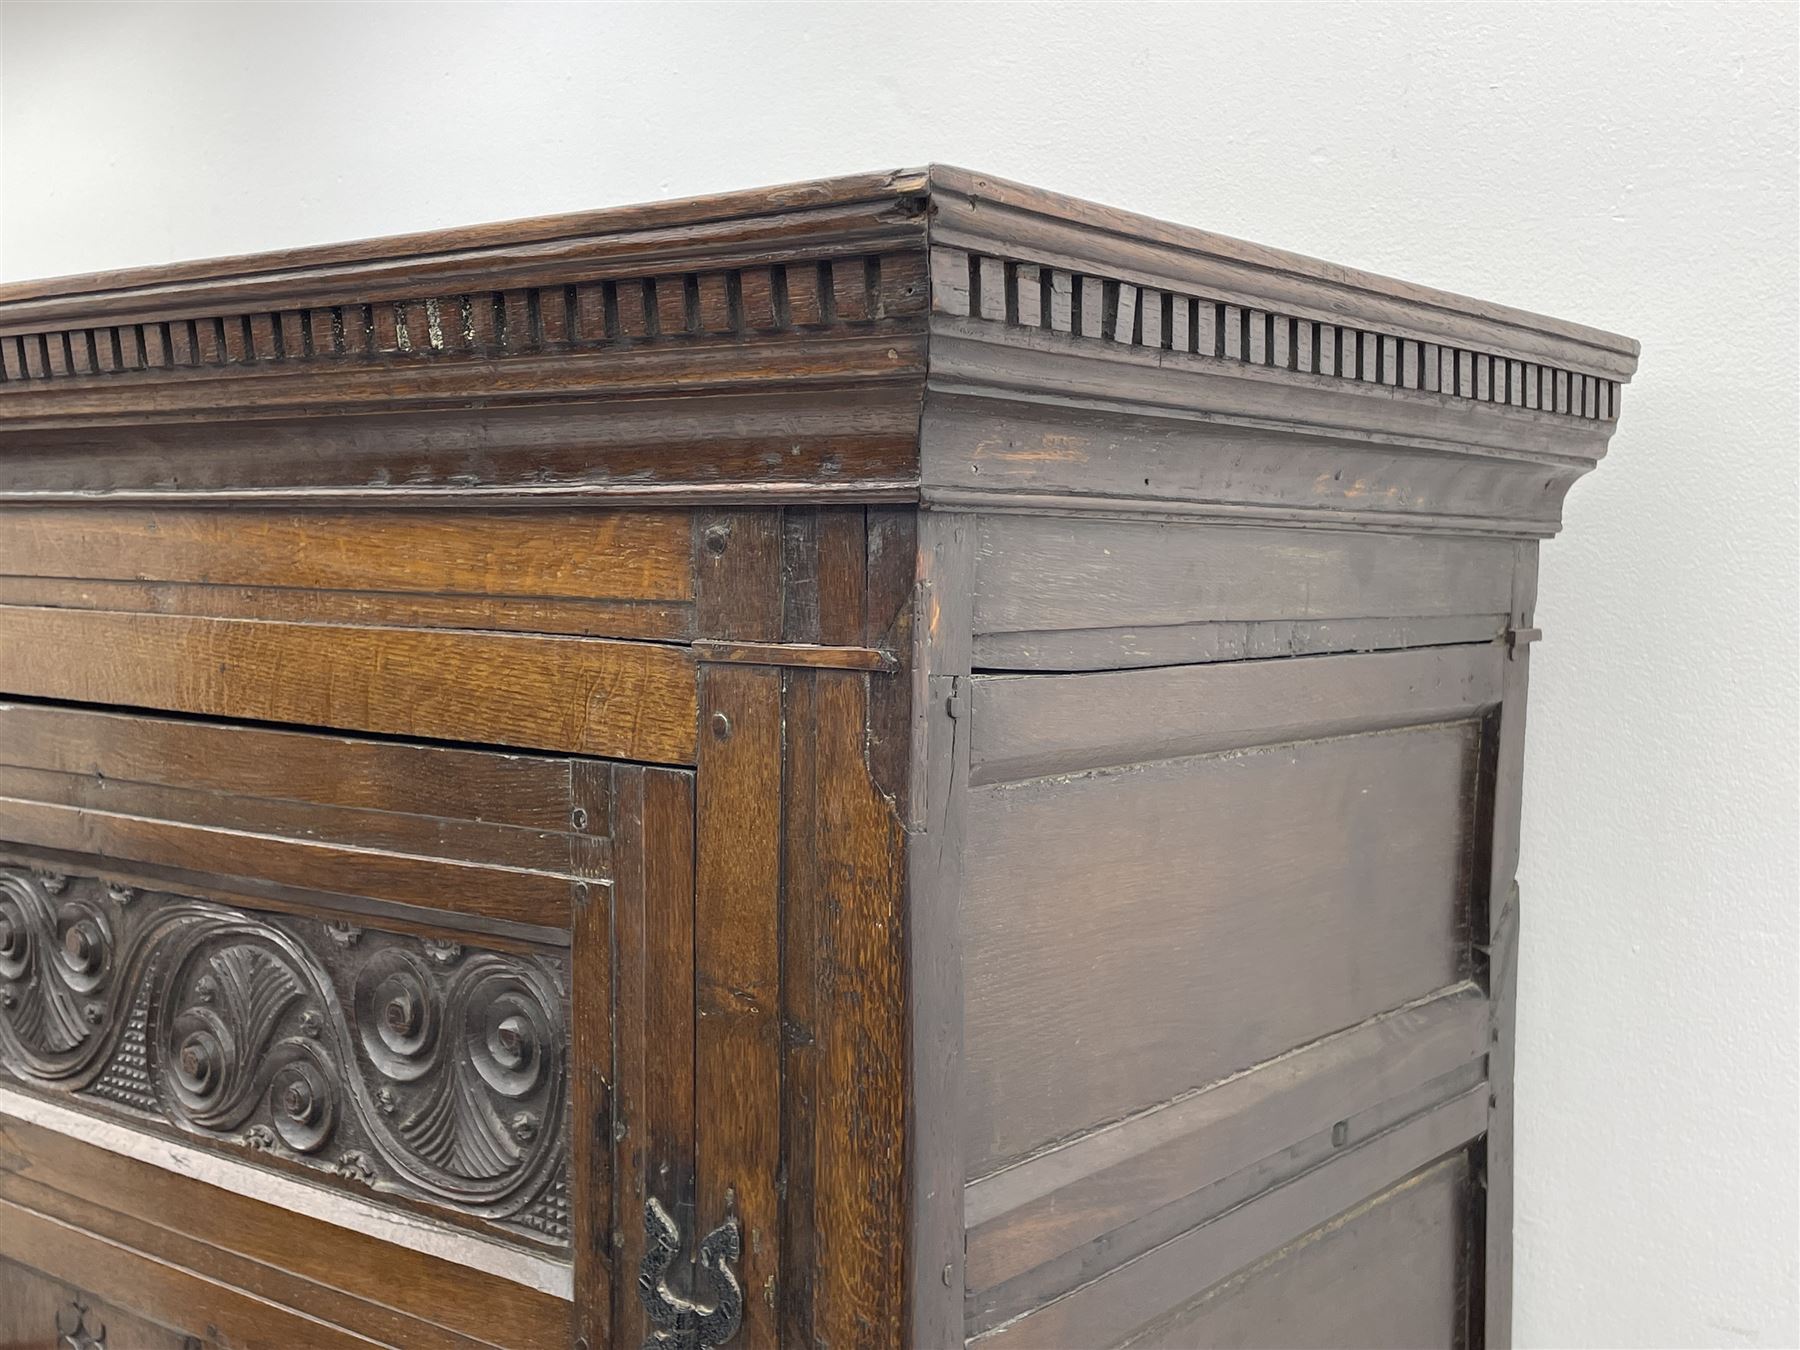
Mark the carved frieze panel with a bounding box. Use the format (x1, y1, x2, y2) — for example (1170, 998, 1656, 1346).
(0, 866, 569, 1248)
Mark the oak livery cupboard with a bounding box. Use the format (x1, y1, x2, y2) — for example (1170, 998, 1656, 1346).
(0, 168, 1634, 1349)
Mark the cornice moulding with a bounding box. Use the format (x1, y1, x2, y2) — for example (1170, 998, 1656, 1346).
(0, 166, 1635, 534)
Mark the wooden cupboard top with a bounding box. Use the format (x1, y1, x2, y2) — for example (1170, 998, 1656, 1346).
(0, 169, 933, 317)
(0, 166, 1635, 366)
(0, 167, 1637, 535)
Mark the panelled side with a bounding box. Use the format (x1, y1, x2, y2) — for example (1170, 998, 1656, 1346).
(956, 511, 1521, 1348)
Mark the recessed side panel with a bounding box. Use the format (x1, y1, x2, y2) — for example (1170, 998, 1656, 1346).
(1125, 1152, 1476, 1350)
(962, 707, 1488, 1173)
(971, 513, 1514, 672)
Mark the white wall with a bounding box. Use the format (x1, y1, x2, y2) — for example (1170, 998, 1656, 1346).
(4, 3, 1796, 1344)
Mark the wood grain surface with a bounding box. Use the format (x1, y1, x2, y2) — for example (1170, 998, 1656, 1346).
(0, 604, 698, 763)
(0, 701, 598, 928)
(972, 643, 1502, 783)
(0, 507, 692, 603)
(963, 718, 1483, 1172)
(607, 765, 698, 1349)
(1125, 1154, 1474, 1350)
(0, 1113, 566, 1349)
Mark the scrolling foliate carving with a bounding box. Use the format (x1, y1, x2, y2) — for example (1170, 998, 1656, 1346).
(0, 866, 569, 1247)
(0, 870, 117, 1080)
(352, 942, 565, 1209)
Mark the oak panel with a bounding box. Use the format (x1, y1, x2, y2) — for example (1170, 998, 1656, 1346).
(973, 514, 1514, 639)
(0, 507, 693, 603)
(0, 1174, 524, 1350)
(0, 605, 699, 763)
(0, 700, 579, 832)
(0, 575, 694, 643)
(0, 701, 596, 928)
(970, 1091, 1485, 1348)
(0, 1197, 374, 1349)
(1131, 1154, 1471, 1350)
(0, 797, 570, 928)
(963, 987, 1488, 1296)
(971, 644, 1502, 783)
(0, 767, 577, 876)
(962, 721, 1482, 1171)
(0, 1255, 201, 1350)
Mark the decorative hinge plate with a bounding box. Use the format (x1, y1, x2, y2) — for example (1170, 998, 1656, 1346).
(639, 1197, 744, 1349)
